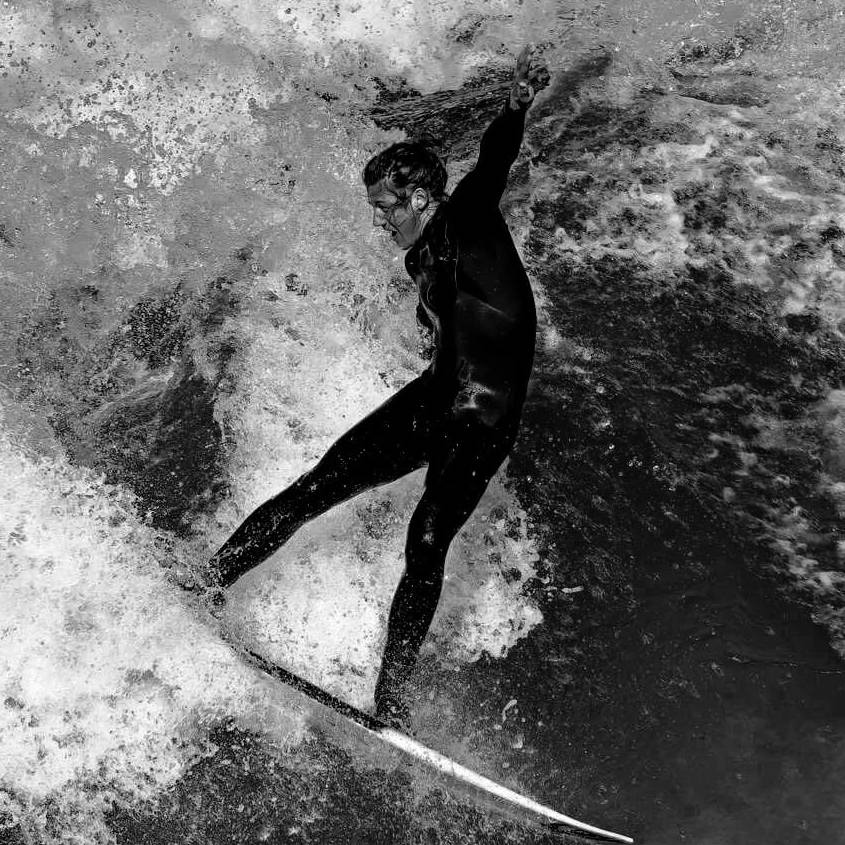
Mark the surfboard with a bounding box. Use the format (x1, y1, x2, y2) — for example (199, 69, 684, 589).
(231, 641, 634, 844)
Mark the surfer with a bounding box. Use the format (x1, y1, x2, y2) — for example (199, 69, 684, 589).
(205, 45, 544, 725)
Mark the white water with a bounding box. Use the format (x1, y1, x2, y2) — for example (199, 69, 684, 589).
(0, 2, 553, 840)
(2, 0, 845, 841)
(0, 416, 308, 843)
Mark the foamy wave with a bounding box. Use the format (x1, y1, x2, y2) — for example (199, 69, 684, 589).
(0, 419, 303, 843)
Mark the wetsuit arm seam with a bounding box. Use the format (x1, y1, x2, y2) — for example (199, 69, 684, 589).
(467, 97, 528, 205)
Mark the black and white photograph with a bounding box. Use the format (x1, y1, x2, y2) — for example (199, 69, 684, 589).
(1, 2, 843, 843)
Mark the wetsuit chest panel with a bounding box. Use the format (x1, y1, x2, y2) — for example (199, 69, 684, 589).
(405, 193, 535, 428)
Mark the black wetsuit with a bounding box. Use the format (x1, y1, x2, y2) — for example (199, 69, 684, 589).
(210, 98, 536, 716)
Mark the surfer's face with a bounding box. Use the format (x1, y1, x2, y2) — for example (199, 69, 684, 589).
(367, 179, 428, 250)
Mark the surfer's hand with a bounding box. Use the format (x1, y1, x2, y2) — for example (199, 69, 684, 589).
(508, 44, 550, 111)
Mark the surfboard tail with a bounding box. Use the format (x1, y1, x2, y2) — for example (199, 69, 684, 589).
(379, 726, 633, 843)
(545, 821, 635, 843)
(236, 644, 634, 843)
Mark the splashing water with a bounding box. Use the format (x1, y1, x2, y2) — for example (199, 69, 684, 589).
(0, 412, 309, 843)
(2, 0, 845, 842)
(0, 1, 556, 839)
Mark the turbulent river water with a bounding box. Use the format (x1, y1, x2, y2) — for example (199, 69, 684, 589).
(1, 2, 845, 844)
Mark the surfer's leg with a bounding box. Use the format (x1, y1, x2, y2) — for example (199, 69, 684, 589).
(374, 420, 517, 720)
(209, 374, 436, 587)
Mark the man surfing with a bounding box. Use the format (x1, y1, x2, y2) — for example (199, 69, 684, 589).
(204, 45, 545, 725)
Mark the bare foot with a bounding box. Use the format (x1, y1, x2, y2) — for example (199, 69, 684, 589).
(171, 559, 227, 615)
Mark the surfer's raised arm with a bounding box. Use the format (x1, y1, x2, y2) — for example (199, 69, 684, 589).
(457, 44, 547, 206)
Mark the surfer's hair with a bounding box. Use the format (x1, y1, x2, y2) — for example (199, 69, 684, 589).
(363, 142, 448, 201)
